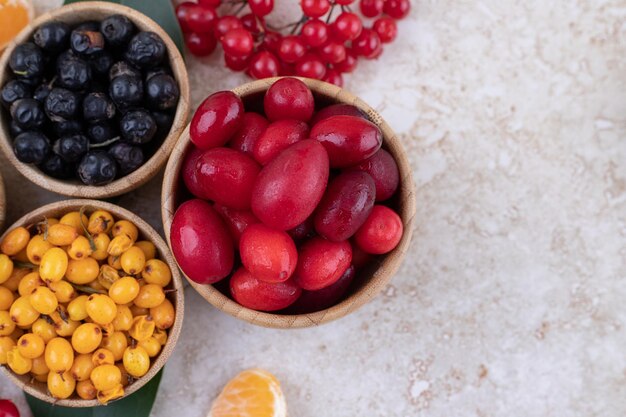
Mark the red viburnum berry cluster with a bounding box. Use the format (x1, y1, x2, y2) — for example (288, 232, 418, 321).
(175, 0, 410, 86)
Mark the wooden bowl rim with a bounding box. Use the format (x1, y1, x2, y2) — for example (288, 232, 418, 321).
(0, 199, 184, 407)
(0, 1, 190, 198)
(0, 171, 5, 231)
(162, 76, 416, 329)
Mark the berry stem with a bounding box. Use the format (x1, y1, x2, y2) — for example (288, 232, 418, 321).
(326, 4, 337, 24)
(89, 136, 121, 149)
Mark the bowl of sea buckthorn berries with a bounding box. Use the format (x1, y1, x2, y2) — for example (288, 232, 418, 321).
(0, 2, 189, 198)
(0, 200, 183, 406)
(162, 76, 415, 328)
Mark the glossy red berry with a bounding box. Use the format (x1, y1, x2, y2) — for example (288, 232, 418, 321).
(354, 205, 403, 254)
(229, 112, 269, 156)
(190, 91, 244, 149)
(293, 237, 352, 290)
(214, 204, 260, 246)
(260, 31, 282, 54)
(0, 400, 19, 417)
(184, 32, 217, 56)
(182, 146, 209, 199)
(253, 119, 309, 164)
(359, 0, 384, 18)
(383, 0, 410, 19)
(301, 19, 329, 47)
(322, 69, 343, 87)
(334, 50, 358, 73)
(318, 41, 346, 64)
(332, 12, 363, 42)
(221, 28, 254, 57)
(352, 28, 382, 59)
(248, 51, 280, 79)
(295, 53, 326, 79)
(249, 0, 274, 17)
(224, 53, 251, 71)
(230, 267, 301, 311)
(240, 224, 298, 283)
(301, 0, 330, 18)
(214, 16, 243, 40)
(287, 265, 355, 313)
(199, 0, 221, 6)
(278, 35, 307, 63)
(347, 148, 399, 201)
(373, 17, 398, 43)
(264, 77, 314, 122)
(335, 0, 355, 4)
(240, 13, 261, 33)
(310, 103, 366, 125)
(177, 2, 217, 34)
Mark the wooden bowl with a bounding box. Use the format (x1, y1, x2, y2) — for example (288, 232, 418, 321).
(161, 77, 416, 329)
(0, 199, 184, 407)
(0, 2, 190, 198)
(0, 171, 5, 230)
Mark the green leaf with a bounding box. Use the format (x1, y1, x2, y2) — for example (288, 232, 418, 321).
(62, 0, 184, 54)
(25, 369, 163, 417)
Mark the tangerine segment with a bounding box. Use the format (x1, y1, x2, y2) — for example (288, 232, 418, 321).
(210, 369, 286, 417)
(0, 0, 33, 51)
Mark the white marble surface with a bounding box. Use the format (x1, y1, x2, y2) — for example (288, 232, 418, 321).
(1, 0, 626, 416)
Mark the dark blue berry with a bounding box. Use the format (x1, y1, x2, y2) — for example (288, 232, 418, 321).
(53, 134, 90, 162)
(124, 32, 166, 68)
(53, 119, 83, 137)
(33, 21, 71, 53)
(44, 87, 80, 121)
(108, 142, 144, 175)
(109, 74, 143, 108)
(39, 154, 74, 179)
(120, 109, 156, 144)
(9, 43, 45, 79)
(89, 51, 114, 77)
(151, 110, 174, 141)
(77, 151, 117, 185)
(70, 29, 105, 56)
(109, 61, 140, 80)
(9, 121, 26, 138)
(10, 99, 45, 129)
(56, 50, 92, 91)
(1, 80, 31, 108)
(13, 131, 50, 164)
(87, 121, 117, 144)
(33, 83, 52, 103)
(83, 92, 115, 122)
(146, 74, 179, 110)
(100, 15, 135, 47)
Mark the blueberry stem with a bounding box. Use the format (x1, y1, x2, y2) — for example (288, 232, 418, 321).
(89, 136, 121, 149)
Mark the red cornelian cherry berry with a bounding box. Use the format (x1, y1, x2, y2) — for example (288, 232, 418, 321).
(241, 13, 261, 33)
(253, 119, 309, 164)
(0, 399, 19, 417)
(221, 28, 254, 57)
(295, 53, 327, 79)
(301, 0, 331, 18)
(199, 0, 221, 7)
(352, 28, 382, 59)
(229, 112, 269, 156)
(214, 204, 260, 246)
(249, 0, 274, 17)
(359, 0, 384, 18)
(190, 91, 244, 149)
(293, 237, 352, 291)
(214, 16, 243, 40)
(287, 265, 355, 313)
(354, 205, 403, 254)
(334, 50, 358, 73)
(318, 41, 346, 64)
(332, 12, 363, 42)
(373, 17, 398, 43)
(248, 51, 280, 79)
(240, 224, 298, 283)
(384, 0, 411, 19)
(230, 267, 302, 311)
(301, 19, 329, 47)
(260, 31, 283, 54)
(176, 2, 217, 34)
(224, 53, 251, 71)
(264, 77, 315, 122)
(182, 146, 209, 198)
(184, 32, 218, 56)
(322, 69, 343, 87)
(346, 148, 400, 201)
(335, 0, 355, 4)
(278, 35, 307, 63)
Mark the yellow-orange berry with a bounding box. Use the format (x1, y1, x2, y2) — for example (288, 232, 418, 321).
(1, 227, 30, 256)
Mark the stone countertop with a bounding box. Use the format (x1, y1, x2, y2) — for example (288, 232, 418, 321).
(1, 0, 625, 416)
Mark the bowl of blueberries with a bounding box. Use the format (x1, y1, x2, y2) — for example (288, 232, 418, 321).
(0, 1, 190, 197)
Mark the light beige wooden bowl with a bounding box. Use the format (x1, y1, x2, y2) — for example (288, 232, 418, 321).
(162, 77, 416, 329)
(0, 199, 184, 407)
(0, 171, 5, 231)
(0, 2, 190, 198)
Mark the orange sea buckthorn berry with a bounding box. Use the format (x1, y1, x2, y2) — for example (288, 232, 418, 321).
(123, 345, 149, 377)
(0, 286, 14, 310)
(39, 248, 68, 282)
(66, 257, 99, 285)
(48, 280, 77, 303)
(109, 276, 140, 305)
(46, 223, 79, 246)
(67, 236, 93, 260)
(135, 241, 156, 260)
(85, 294, 117, 325)
(120, 246, 145, 275)
(142, 259, 171, 287)
(112, 220, 138, 242)
(31, 318, 56, 343)
(134, 284, 165, 309)
(97, 383, 124, 404)
(1, 227, 30, 256)
(88, 210, 114, 235)
(67, 295, 89, 321)
(71, 352, 96, 382)
(30, 353, 49, 375)
(128, 315, 155, 342)
(107, 255, 122, 270)
(97, 265, 120, 290)
(0, 336, 15, 364)
(107, 234, 133, 257)
(129, 304, 149, 317)
(92, 233, 111, 261)
(112, 305, 133, 331)
(17, 333, 44, 359)
(72, 323, 103, 354)
(28, 286, 57, 314)
(0, 310, 16, 336)
(26, 235, 53, 265)
(77, 379, 98, 400)
(18, 271, 44, 297)
(60, 211, 88, 236)
(7, 346, 31, 374)
(138, 337, 161, 358)
(54, 317, 80, 338)
(91, 348, 115, 366)
(3, 268, 28, 292)
(9, 296, 39, 327)
(48, 370, 76, 399)
(0, 255, 14, 284)
(100, 331, 128, 361)
(152, 328, 168, 346)
(45, 337, 74, 373)
(150, 299, 175, 330)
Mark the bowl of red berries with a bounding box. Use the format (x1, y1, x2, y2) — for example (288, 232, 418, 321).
(0, 2, 189, 198)
(162, 76, 415, 328)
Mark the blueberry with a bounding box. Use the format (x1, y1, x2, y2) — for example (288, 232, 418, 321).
(53, 119, 83, 137)
(33, 83, 52, 103)
(14, 75, 42, 88)
(9, 43, 45, 79)
(100, 15, 135, 47)
(89, 50, 114, 77)
(53, 134, 89, 162)
(124, 32, 166, 69)
(76, 21, 100, 32)
(109, 61, 141, 80)
(44, 87, 80, 121)
(108, 142, 144, 175)
(70, 28, 105, 56)
(39, 154, 74, 179)
(77, 151, 117, 185)
(145, 74, 179, 110)
(56, 50, 91, 91)
(10, 98, 46, 129)
(87, 121, 117, 144)
(145, 67, 169, 81)
(13, 131, 50, 164)
(10, 121, 26, 138)
(109, 74, 143, 108)
(33, 21, 71, 52)
(1, 80, 31, 108)
(120, 109, 156, 144)
(152, 110, 174, 140)
(83, 92, 115, 122)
